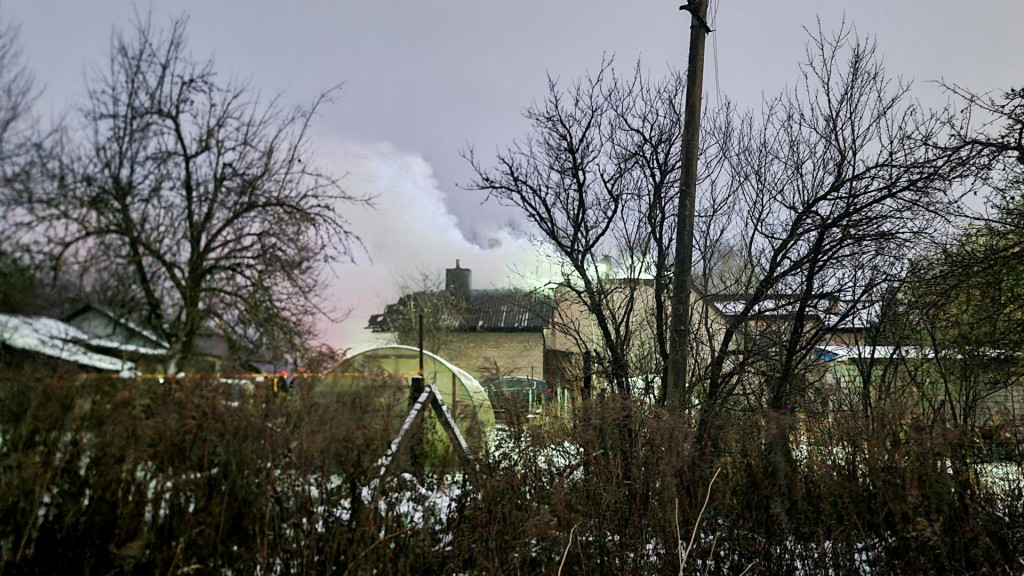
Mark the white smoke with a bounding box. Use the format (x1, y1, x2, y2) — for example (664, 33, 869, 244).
(312, 139, 560, 352)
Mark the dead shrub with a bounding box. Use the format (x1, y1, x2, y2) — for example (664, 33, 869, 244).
(1, 362, 1022, 574)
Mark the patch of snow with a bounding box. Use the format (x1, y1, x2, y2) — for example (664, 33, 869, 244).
(818, 344, 1019, 362)
(83, 336, 168, 356)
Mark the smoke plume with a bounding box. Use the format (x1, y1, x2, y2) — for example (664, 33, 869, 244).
(313, 139, 558, 352)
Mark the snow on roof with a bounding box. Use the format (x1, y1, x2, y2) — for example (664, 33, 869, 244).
(0, 314, 134, 372)
(816, 345, 1019, 362)
(709, 295, 834, 319)
(18, 314, 92, 341)
(830, 304, 880, 331)
(708, 295, 879, 330)
(815, 345, 903, 362)
(84, 337, 168, 356)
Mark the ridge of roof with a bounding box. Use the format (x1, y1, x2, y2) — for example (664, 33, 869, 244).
(369, 288, 553, 332)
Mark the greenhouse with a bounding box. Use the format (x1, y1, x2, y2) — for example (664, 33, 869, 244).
(318, 345, 495, 433)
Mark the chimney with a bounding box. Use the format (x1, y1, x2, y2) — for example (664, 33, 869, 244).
(445, 259, 472, 300)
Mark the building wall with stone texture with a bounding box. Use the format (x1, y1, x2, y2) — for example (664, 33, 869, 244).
(431, 331, 545, 384)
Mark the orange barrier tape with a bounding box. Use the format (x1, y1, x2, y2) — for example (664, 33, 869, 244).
(92, 370, 426, 380)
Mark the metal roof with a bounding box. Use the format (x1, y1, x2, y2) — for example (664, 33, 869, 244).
(368, 289, 553, 333)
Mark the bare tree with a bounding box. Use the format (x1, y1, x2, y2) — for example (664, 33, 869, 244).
(940, 83, 1024, 275)
(690, 24, 975, 530)
(0, 17, 37, 188)
(371, 271, 466, 356)
(0, 17, 49, 314)
(7, 15, 366, 368)
(467, 62, 703, 396)
(878, 80, 1024, 464)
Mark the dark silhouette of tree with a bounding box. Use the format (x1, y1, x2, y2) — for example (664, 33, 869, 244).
(881, 81, 1024, 464)
(0, 17, 49, 316)
(690, 25, 976, 531)
(6, 15, 366, 367)
(0, 16, 37, 191)
(374, 271, 466, 356)
(466, 62, 719, 396)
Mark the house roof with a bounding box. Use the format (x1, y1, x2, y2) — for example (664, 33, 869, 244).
(706, 294, 878, 330)
(706, 293, 834, 317)
(64, 303, 231, 358)
(79, 336, 168, 357)
(815, 344, 1019, 362)
(368, 289, 553, 333)
(65, 303, 169, 348)
(0, 313, 135, 371)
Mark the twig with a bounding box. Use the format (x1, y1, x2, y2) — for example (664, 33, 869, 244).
(737, 560, 756, 576)
(680, 467, 721, 572)
(675, 499, 684, 576)
(703, 532, 719, 576)
(341, 524, 417, 576)
(558, 523, 579, 576)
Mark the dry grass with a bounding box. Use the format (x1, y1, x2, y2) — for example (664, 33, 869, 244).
(1, 362, 1022, 574)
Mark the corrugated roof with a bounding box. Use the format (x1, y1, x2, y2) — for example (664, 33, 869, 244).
(368, 289, 552, 333)
(465, 290, 551, 330)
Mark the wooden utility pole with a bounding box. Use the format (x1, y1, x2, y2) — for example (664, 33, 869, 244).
(667, 0, 711, 411)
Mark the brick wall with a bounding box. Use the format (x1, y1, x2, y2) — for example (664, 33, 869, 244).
(434, 331, 545, 384)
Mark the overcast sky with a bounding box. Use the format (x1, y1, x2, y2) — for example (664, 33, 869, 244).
(6, 1, 1024, 350)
